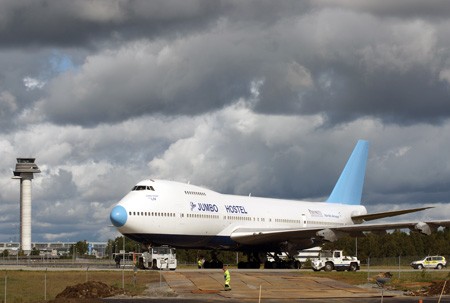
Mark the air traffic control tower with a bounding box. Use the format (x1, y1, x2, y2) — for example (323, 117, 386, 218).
(12, 158, 40, 254)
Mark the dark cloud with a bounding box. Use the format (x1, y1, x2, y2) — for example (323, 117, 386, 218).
(0, 0, 229, 48)
(31, 6, 450, 128)
(36, 35, 259, 125)
(287, 66, 450, 126)
(2, 1, 450, 128)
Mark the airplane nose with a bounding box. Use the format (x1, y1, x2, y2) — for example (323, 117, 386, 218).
(110, 205, 128, 227)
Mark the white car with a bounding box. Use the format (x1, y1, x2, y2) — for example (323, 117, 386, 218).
(410, 256, 447, 270)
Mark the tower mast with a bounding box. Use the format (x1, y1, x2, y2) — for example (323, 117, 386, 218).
(12, 158, 40, 255)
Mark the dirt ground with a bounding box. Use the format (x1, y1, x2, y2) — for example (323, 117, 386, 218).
(48, 281, 126, 303)
(407, 280, 450, 296)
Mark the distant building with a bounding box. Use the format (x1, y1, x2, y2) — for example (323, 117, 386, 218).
(0, 242, 108, 258)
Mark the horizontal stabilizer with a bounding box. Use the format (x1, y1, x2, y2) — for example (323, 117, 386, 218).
(351, 207, 433, 223)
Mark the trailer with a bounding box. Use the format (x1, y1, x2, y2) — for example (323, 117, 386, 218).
(265, 247, 322, 269)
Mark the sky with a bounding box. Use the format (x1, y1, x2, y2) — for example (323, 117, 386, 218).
(1, 0, 450, 243)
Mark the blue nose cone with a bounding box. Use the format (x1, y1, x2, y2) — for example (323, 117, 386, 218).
(110, 205, 128, 227)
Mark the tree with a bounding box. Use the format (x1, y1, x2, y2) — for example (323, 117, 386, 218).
(107, 236, 142, 256)
(30, 247, 40, 256)
(71, 240, 88, 256)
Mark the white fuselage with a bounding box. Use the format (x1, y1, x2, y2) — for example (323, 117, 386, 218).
(110, 179, 367, 250)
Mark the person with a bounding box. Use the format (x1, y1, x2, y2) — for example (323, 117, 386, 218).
(114, 254, 121, 268)
(223, 264, 231, 291)
(198, 257, 203, 269)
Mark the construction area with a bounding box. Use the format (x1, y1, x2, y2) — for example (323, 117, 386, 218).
(54, 270, 450, 302)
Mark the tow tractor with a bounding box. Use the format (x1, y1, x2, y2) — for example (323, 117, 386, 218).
(311, 250, 360, 271)
(137, 246, 177, 270)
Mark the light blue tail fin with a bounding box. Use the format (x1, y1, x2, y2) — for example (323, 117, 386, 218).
(326, 140, 369, 205)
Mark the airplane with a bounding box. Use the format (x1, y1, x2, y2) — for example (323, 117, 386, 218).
(110, 140, 450, 268)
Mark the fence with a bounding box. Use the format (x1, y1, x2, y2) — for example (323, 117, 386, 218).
(0, 267, 162, 302)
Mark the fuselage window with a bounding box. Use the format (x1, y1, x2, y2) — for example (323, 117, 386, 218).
(184, 190, 206, 196)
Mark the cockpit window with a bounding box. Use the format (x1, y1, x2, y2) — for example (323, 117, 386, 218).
(132, 185, 155, 191)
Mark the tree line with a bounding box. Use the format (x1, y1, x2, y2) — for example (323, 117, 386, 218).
(5, 229, 446, 261)
(322, 228, 450, 260)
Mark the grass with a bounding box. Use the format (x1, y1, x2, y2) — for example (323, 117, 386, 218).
(0, 269, 161, 302)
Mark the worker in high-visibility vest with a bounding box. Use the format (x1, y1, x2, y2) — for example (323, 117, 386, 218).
(223, 264, 231, 291)
(198, 258, 203, 269)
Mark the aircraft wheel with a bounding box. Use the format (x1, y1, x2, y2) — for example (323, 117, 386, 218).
(264, 261, 275, 269)
(238, 261, 247, 269)
(250, 261, 260, 269)
(152, 259, 158, 270)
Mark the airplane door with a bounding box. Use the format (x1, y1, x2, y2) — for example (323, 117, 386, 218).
(301, 214, 306, 227)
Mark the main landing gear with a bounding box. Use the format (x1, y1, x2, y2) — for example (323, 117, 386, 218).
(237, 251, 262, 269)
(202, 251, 223, 269)
(264, 252, 301, 269)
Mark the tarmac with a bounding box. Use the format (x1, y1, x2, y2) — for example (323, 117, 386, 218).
(103, 270, 450, 303)
(162, 270, 382, 299)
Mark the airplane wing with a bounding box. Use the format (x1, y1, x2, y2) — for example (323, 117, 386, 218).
(230, 219, 450, 246)
(351, 207, 433, 223)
